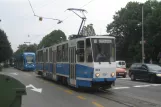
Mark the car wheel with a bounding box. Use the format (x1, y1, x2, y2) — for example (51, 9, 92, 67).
(123, 75, 126, 78)
(150, 76, 156, 83)
(131, 74, 136, 81)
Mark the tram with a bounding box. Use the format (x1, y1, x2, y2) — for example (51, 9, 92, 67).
(36, 35, 116, 89)
(14, 52, 36, 71)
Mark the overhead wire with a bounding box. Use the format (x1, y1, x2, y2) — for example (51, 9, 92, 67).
(23, 0, 56, 18)
(61, 0, 96, 22)
(26, 0, 60, 44)
(28, 0, 61, 22)
(27, 0, 96, 43)
(28, 0, 36, 16)
(35, 0, 56, 10)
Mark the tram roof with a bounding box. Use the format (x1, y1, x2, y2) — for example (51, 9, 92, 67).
(83, 35, 115, 39)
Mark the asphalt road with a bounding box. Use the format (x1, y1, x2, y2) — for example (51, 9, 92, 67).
(1, 67, 161, 107)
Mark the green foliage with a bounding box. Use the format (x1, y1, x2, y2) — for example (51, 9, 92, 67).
(14, 44, 38, 56)
(0, 29, 13, 63)
(107, 0, 161, 63)
(37, 30, 66, 49)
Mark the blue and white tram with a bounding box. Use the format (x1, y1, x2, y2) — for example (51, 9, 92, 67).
(14, 52, 36, 71)
(36, 35, 116, 89)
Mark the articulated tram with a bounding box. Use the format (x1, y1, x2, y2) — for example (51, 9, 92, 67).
(36, 35, 116, 89)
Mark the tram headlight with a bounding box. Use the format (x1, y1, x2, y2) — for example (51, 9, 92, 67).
(95, 73, 100, 77)
(111, 72, 115, 77)
(156, 74, 161, 77)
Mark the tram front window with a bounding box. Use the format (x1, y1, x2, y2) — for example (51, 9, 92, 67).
(26, 56, 34, 64)
(92, 38, 115, 62)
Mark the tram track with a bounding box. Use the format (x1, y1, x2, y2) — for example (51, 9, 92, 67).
(89, 88, 160, 107)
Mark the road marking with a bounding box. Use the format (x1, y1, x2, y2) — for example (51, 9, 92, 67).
(77, 96, 86, 100)
(92, 101, 104, 107)
(65, 90, 73, 94)
(133, 84, 152, 87)
(57, 87, 63, 90)
(26, 84, 42, 93)
(112, 84, 161, 90)
(117, 78, 130, 80)
(113, 87, 130, 89)
(151, 84, 161, 86)
(134, 84, 161, 88)
(10, 73, 18, 75)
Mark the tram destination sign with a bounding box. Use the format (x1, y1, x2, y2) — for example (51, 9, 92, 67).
(94, 39, 112, 44)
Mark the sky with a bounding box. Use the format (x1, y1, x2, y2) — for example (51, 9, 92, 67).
(0, 0, 147, 52)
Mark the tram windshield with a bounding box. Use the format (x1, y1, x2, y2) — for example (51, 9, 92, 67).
(91, 38, 115, 62)
(26, 56, 34, 64)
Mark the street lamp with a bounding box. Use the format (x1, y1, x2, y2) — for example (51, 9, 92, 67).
(141, 4, 145, 63)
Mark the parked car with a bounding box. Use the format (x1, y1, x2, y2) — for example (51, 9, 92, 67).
(116, 61, 126, 69)
(116, 68, 127, 78)
(129, 63, 161, 83)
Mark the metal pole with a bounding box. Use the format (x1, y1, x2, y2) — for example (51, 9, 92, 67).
(142, 4, 144, 63)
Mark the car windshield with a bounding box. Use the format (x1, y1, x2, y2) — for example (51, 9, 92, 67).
(122, 62, 126, 65)
(119, 61, 126, 65)
(148, 65, 161, 71)
(91, 38, 115, 62)
(26, 56, 34, 64)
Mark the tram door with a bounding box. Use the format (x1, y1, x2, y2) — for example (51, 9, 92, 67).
(69, 47, 76, 86)
(52, 50, 57, 80)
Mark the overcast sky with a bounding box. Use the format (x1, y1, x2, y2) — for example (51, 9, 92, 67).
(0, 0, 147, 52)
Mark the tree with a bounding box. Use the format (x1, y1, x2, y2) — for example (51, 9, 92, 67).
(107, 0, 161, 63)
(25, 44, 37, 53)
(14, 43, 38, 56)
(80, 24, 96, 36)
(37, 30, 66, 49)
(0, 29, 13, 63)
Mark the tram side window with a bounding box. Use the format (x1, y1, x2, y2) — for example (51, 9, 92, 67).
(38, 51, 40, 62)
(46, 49, 48, 62)
(49, 48, 52, 62)
(37, 52, 39, 62)
(36, 52, 38, 62)
(86, 38, 93, 62)
(57, 45, 62, 62)
(40, 50, 43, 62)
(62, 44, 65, 62)
(43, 51, 46, 62)
(65, 43, 68, 62)
(40, 50, 42, 62)
(77, 41, 84, 62)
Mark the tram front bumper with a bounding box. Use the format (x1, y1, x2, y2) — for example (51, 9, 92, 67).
(91, 78, 116, 89)
(92, 78, 116, 82)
